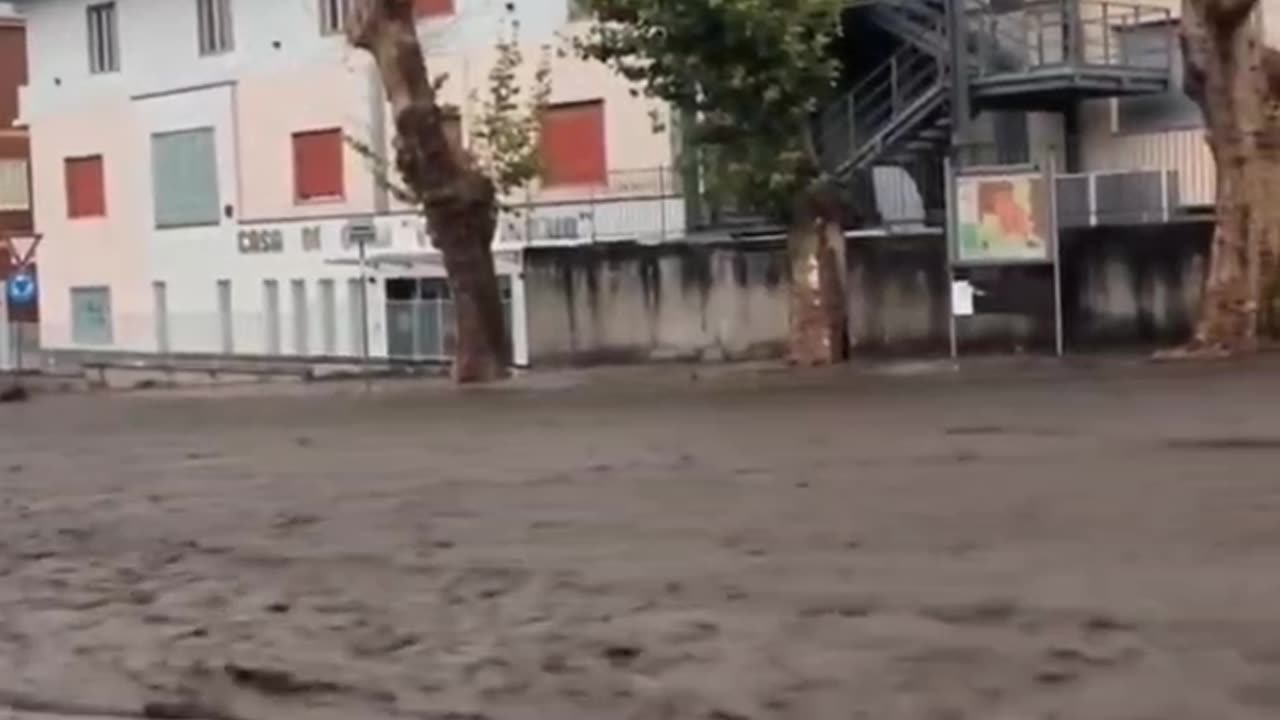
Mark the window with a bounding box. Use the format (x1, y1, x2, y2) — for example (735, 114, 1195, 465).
(217, 279, 234, 353)
(293, 129, 345, 202)
(319, 279, 337, 355)
(86, 2, 119, 74)
(197, 0, 234, 56)
(413, 0, 454, 19)
(152, 128, 220, 228)
(0, 159, 29, 212)
(263, 279, 281, 354)
(291, 279, 310, 356)
(319, 0, 351, 35)
(70, 286, 113, 346)
(153, 281, 170, 353)
(65, 156, 106, 219)
(347, 277, 365, 356)
(1115, 22, 1203, 134)
(540, 101, 607, 187)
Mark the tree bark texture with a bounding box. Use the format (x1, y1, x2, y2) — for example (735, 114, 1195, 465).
(1182, 0, 1280, 352)
(787, 185, 849, 366)
(350, 0, 509, 382)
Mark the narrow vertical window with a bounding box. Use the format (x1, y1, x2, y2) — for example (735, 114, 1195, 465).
(86, 3, 119, 74)
(319, 0, 351, 35)
(263, 279, 281, 355)
(347, 278, 364, 356)
(319, 279, 337, 355)
(217, 279, 234, 354)
(197, 0, 234, 56)
(291, 279, 310, 356)
(153, 281, 170, 353)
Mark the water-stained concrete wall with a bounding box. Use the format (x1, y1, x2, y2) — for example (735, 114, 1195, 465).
(524, 242, 790, 366)
(846, 222, 1212, 355)
(524, 223, 1212, 366)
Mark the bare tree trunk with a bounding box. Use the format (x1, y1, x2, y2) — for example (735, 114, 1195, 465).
(1181, 0, 1280, 354)
(349, 0, 509, 383)
(788, 184, 848, 366)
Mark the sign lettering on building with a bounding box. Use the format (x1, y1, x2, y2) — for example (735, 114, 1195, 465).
(301, 225, 322, 252)
(237, 228, 285, 254)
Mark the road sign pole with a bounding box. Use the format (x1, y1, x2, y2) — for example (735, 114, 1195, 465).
(0, 284, 9, 374)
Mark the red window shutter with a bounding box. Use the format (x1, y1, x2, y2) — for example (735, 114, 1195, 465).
(540, 101, 607, 187)
(413, 0, 454, 18)
(65, 155, 106, 218)
(293, 129, 345, 202)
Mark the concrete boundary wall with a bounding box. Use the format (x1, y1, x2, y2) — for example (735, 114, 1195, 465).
(524, 242, 791, 366)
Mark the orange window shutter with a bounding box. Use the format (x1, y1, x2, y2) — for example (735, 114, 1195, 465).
(66, 156, 105, 218)
(293, 129, 344, 201)
(540, 101, 607, 187)
(413, 0, 454, 18)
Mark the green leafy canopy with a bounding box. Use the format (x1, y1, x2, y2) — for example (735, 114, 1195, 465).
(576, 0, 844, 219)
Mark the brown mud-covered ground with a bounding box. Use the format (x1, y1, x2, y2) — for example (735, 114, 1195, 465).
(1, 359, 1280, 720)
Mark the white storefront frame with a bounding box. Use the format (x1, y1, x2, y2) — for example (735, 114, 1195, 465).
(144, 208, 528, 366)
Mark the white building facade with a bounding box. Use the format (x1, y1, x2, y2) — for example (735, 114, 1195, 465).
(14, 0, 682, 365)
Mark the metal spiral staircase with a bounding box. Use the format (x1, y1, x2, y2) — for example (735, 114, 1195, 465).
(821, 0, 1177, 227)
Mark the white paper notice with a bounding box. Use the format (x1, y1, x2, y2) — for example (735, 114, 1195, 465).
(951, 280, 975, 317)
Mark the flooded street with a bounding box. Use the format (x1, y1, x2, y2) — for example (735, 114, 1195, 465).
(0, 360, 1279, 719)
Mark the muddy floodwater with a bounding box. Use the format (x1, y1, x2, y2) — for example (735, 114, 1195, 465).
(1, 360, 1279, 720)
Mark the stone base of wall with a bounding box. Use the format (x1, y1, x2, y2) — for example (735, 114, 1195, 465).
(847, 221, 1212, 355)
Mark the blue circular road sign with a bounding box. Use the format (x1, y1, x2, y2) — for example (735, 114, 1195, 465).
(7, 272, 36, 305)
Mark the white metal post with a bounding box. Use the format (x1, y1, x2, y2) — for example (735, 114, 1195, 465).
(1049, 152, 1065, 357)
(945, 155, 959, 361)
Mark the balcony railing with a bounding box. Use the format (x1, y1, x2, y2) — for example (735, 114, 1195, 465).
(971, 0, 1175, 78)
(500, 167, 687, 245)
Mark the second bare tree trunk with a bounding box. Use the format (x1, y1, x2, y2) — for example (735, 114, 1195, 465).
(788, 185, 848, 366)
(1182, 0, 1280, 352)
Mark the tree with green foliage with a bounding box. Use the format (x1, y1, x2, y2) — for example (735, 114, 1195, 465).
(577, 0, 849, 364)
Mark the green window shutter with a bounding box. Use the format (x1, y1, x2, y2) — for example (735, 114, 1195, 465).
(152, 128, 221, 228)
(70, 286, 114, 346)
